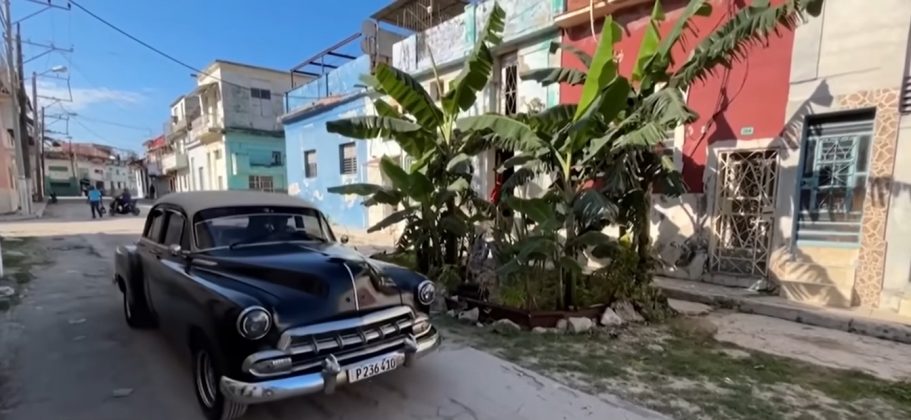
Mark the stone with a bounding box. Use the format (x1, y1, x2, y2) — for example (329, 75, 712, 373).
(111, 388, 133, 398)
(68, 318, 87, 325)
(567, 317, 594, 334)
(492, 318, 521, 334)
(611, 301, 645, 323)
(599, 308, 625, 327)
(668, 299, 712, 316)
(458, 308, 479, 323)
(446, 309, 457, 318)
(647, 344, 665, 353)
(531, 326, 554, 334)
(687, 251, 708, 280)
(475, 322, 484, 328)
(0, 285, 14, 298)
(720, 348, 751, 360)
(556, 318, 569, 332)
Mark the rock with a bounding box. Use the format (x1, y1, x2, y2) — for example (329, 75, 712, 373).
(446, 309, 456, 318)
(611, 300, 645, 323)
(111, 388, 133, 398)
(68, 318, 87, 325)
(720, 348, 751, 360)
(567, 317, 594, 334)
(532, 326, 554, 334)
(492, 318, 521, 335)
(458, 308, 479, 323)
(599, 307, 625, 327)
(556, 318, 569, 332)
(0, 285, 14, 298)
(647, 344, 665, 353)
(668, 298, 712, 316)
(475, 322, 484, 328)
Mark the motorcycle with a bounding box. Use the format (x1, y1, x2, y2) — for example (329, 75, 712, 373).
(110, 198, 140, 216)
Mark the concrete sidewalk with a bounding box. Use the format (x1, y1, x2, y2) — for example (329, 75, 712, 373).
(656, 276, 911, 344)
(0, 201, 47, 223)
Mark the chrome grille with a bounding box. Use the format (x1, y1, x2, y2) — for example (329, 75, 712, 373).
(277, 306, 415, 355)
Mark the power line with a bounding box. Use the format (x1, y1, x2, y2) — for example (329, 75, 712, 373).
(72, 113, 154, 134)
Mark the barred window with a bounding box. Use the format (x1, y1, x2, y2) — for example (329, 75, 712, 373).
(304, 150, 317, 178)
(339, 143, 357, 175)
(249, 175, 274, 192)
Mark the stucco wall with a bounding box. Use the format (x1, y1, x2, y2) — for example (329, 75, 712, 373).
(199, 62, 291, 133)
(284, 97, 371, 229)
(0, 95, 18, 213)
(225, 132, 287, 192)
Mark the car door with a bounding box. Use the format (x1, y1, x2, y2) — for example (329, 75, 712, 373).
(138, 207, 167, 318)
(153, 208, 192, 337)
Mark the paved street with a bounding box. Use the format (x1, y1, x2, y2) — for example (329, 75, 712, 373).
(0, 200, 660, 420)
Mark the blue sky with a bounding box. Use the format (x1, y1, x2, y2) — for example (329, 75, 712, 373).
(17, 0, 389, 152)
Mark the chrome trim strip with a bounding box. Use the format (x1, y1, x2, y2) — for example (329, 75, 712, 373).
(222, 330, 441, 403)
(277, 306, 413, 351)
(342, 263, 359, 311)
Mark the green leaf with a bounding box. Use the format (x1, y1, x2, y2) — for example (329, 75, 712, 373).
(528, 104, 578, 133)
(410, 171, 434, 198)
(499, 154, 536, 170)
(327, 183, 384, 196)
(447, 178, 470, 192)
(503, 196, 555, 225)
(520, 67, 586, 87)
(656, 0, 712, 70)
(570, 230, 617, 248)
(367, 208, 412, 233)
(439, 214, 469, 237)
(632, 1, 665, 83)
(516, 237, 558, 263)
(457, 115, 546, 153)
(363, 189, 404, 206)
(326, 116, 422, 140)
(574, 17, 621, 121)
(573, 189, 618, 225)
(442, 3, 505, 114)
(591, 242, 620, 259)
(446, 153, 472, 171)
(550, 41, 592, 68)
(373, 98, 404, 119)
(503, 167, 536, 190)
(374, 62, 443, 129)
(379, 156, 411, 191)
(612, 122, 666, 151)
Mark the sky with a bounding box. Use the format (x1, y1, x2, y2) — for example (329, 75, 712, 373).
(16, 0, 390, 152)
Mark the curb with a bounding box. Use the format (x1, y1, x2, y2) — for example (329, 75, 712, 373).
(657, 282, 911, 345)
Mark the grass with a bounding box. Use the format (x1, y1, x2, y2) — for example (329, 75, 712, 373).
(436, 316, 911, 419)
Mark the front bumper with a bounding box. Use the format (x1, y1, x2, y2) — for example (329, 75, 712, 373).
(220, 328, 440, 405)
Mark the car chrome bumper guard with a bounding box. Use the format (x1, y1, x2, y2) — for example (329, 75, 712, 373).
(219, 328, 440, 405)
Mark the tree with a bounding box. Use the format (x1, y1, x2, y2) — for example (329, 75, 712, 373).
(465, 0, 824, 309)
(325, 3, 507, 275)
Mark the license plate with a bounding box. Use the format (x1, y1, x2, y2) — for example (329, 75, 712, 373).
(347, 354, 402, 383)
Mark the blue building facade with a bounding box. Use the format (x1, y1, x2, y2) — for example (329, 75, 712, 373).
(282, 55, 374, 229)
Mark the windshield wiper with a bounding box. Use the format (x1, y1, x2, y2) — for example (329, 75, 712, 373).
(228, 230, 325, 250)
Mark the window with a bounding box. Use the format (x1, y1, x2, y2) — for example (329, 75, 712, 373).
(163, 212, 186, 246)
(339, 143, 357, 175)
(198, 167, 205, 190)
(249, 175, 274, 192)
(214, 150, 221, 159)
(144, 210, 167, 242)
(194, 206, 334, 249)
(49, 165, 68, 172)
(500, 54, 518, 115)
(250, 88, 271, 100)
(796, 112, 874, 244)
(272, 151, 283, 166)
(304, 150, 317, 178)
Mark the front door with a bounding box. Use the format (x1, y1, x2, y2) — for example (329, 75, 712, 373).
(709, 149, 780, 278)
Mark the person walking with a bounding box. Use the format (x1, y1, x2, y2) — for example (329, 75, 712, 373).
(88, 186, 103, 219)
(148, 184, 156, 200)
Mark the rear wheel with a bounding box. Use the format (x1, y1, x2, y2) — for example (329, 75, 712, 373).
(121, 279, 154, 329)
(132, 206, 140, 216)
(192, 338, 248, 420)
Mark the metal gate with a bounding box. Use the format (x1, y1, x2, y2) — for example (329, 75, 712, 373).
(710, 149, 780, 277)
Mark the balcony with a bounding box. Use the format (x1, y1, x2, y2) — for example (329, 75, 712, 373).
(191, 114, 223, 144)
(165, 118, 190, 141)
(161, 152, 189, 173)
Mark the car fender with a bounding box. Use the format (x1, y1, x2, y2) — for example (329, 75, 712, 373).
(114, 245, 146, 302)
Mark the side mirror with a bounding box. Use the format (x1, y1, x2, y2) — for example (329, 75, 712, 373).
(340, 235, 349, 244)
(169, 244, 185, 257)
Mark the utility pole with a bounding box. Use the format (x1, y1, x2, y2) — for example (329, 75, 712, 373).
(2, 0, 31, 215)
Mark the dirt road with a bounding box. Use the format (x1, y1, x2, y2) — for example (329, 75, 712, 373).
(0, 199, 661, 420)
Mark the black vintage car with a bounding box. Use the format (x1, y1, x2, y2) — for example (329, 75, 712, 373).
(114, 191, 440, 420)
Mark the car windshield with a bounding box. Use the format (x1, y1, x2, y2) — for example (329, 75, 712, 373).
(194, 207, 334, 250)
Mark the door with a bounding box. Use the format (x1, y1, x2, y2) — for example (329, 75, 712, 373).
(153, 209, 191, 335)
(138, 208, 168, 317)
(709, 149, 780, 277)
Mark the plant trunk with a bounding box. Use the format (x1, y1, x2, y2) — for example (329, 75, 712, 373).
(443, 199, 458, 266)
(634, 188, 652, 286)
(562, 188, 576, 310)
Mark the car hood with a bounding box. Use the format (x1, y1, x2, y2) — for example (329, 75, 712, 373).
(194, 242, 406, 330)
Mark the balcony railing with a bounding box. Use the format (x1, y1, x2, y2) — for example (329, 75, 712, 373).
(161, 152, 189, 173)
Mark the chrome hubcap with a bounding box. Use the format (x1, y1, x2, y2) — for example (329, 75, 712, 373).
(195, 351, 218, 408)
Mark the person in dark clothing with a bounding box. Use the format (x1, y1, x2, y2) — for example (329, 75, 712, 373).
(148, 184, 156, 200)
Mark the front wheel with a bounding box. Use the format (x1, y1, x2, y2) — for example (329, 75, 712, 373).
(192, 339, 248, 420)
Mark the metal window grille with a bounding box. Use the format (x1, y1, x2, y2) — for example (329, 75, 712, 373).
(339, 143, 357, 175)
(796, 113, 874, 244)
(248, 175, 274, 192)
(501, 56, 518, 115)
(304, 150, 318, 178)
(901, 76, 911, 115)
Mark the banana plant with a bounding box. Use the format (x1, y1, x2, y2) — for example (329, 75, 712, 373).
(463, 0, 824, 307)
(325, 3, 508, 275)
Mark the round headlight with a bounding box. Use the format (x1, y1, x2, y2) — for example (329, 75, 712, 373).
(237, 306, 272, 340)
(416, 280, 435, 305)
